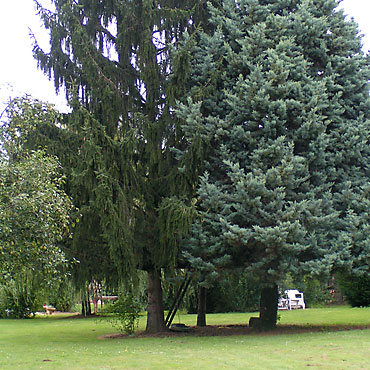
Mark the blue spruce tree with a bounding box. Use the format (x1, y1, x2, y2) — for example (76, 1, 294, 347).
(176, 0, 370, 329)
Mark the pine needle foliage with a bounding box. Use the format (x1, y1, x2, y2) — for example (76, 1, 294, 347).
(31, 0, 217, 283)
(177, 0, 370, 286)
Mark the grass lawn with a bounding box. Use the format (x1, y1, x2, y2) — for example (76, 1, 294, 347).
(1, 306, 370, 369)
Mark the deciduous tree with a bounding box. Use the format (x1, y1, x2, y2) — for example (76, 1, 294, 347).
(0, 100, 73, 281)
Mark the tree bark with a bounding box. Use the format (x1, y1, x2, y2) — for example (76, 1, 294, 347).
(259, 283, 278, 331)
(81, 298, 91, 316)
(81, 287, 91, 316)
(146, 268, 167, 333)
(87, 297, 91, 315)
(197, 286, 207, 327)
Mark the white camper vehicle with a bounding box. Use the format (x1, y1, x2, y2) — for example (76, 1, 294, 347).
(278, 289, 305, 310)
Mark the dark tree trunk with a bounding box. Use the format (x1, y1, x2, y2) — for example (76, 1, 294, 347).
(81, 298, 92, 316)
(87, 298, 92, 315)
(197, 286, 207, 327)
(259, 283, 278, 330)
(81, 298, 91, 316)
(81, 287, 92, 316)
(146, 268, 167, 333)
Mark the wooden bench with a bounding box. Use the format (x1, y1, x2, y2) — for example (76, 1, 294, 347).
(43, 305, 56, 315)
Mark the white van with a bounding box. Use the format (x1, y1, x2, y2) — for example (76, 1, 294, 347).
(278, 289, 305, 310)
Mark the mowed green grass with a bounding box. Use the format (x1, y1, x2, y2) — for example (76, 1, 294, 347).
(1, 306, 370, 370)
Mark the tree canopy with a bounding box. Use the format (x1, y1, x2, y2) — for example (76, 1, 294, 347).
(28, 0, 370, 331)
(32, 0, 218, 332)
(0, 98, 73, 282)
(176, 0, 370, 328)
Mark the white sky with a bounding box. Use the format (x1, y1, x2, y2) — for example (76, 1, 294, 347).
(0, 0, 370, 114)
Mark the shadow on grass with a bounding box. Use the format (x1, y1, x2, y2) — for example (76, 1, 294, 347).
(98, 323, 370, 340)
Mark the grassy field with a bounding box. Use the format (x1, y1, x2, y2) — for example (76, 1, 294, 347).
(1, 306, 370, 369)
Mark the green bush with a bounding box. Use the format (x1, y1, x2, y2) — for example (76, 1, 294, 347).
(279, 274, 331, 308)
(47, 279, 76, 312)
(207, 273, 261, 313)
(186, 271, 261, 314)
(300, 277, 331, 307)
(104, 293, 141, 335)
(0, 270, 44, 318)
(337, 273, 370, 307)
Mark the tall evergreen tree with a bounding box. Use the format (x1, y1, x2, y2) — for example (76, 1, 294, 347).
(32, 0, 216, 332)
(177, 0, 370, 329)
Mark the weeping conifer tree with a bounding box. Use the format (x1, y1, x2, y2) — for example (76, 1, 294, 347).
(177, 0, 370, 329)
(32, 0, 215, 332)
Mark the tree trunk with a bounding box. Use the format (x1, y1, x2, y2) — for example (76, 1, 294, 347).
(81, 286, 92, 316)
(146, 268, 167, 333)
(87, 297, 92, 315)
(82, 299, 89, 316)
(81, 297, 91, 316)
(259, 283, 278, 331)
(197, 286, 207, 327)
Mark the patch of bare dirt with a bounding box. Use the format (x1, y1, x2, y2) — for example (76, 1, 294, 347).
(62, 313, 101, 319)
(36, 311, 81, 318)
(98, 324, 370, 340)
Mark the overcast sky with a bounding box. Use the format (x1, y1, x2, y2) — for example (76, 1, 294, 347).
(1, 0, 370, 114)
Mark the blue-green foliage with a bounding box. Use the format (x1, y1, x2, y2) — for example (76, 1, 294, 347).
(177, 0, 370, 286)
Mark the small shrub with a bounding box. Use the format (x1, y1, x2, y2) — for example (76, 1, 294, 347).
(186, 271, 261, 314)
(302, 277, 331, 307)
(105, 293, 141, 335)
